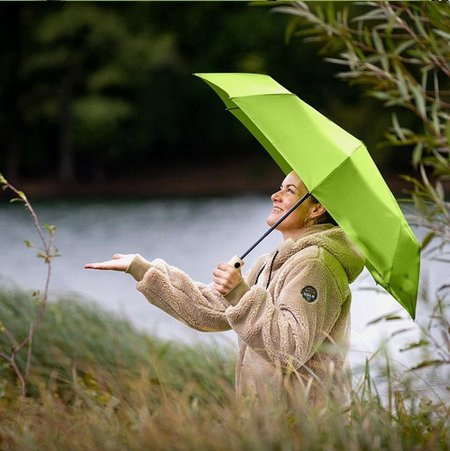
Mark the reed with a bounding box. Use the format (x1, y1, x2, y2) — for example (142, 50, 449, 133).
(0, 287, 448, 450)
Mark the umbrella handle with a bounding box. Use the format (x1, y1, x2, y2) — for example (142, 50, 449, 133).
(228, 255, 244, 270)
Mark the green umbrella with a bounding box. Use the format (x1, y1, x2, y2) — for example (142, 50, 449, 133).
(196, 72, 420, 319)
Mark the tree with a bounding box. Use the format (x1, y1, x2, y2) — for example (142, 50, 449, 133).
(23, 4, 136, 185)
(0, 4, 28, 182)
(275, 1, 450, 250)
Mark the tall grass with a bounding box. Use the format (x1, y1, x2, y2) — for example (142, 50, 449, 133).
(0, 287, 448, 450)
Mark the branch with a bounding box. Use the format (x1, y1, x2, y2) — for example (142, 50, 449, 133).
(0, 173, 57, 397)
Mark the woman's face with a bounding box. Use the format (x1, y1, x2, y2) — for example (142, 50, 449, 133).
(267, 171, 318, 239)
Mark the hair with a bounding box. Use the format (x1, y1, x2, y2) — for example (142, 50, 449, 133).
(310, 195, 338, 226)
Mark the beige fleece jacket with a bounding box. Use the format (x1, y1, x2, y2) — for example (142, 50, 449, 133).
(126, 224, 364, 408)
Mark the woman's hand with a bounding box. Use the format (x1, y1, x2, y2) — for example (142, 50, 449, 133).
(84, 254, 136, 272)
(212, 263, 242, 295)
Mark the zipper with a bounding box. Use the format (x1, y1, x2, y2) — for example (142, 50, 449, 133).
(255, 250, 279, 289)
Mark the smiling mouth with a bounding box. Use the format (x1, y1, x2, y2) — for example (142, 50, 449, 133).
(272, 206, 283, 213)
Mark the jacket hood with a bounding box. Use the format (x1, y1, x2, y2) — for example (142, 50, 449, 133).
(276, 224, 365, 283)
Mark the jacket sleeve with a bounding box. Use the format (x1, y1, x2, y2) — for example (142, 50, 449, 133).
(126, 255, 231, 332)
(224, 251, 343, 369)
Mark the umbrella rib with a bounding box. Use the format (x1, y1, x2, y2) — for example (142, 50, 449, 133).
(226, 93, 293, 111)
(311, 143, 363, 192)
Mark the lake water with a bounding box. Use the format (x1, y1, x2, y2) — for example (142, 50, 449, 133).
(0, 197, 448, 375)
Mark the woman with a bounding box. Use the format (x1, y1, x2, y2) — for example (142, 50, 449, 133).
(85, 171, 364, 408)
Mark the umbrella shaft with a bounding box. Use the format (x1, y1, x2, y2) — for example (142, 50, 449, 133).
(240, 192, 311, 260)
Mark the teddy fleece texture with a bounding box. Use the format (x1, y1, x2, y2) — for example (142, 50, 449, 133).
(126, 224, 365, 407)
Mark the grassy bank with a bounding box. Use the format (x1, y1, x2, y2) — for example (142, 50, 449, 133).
(0, 287, 448, 450)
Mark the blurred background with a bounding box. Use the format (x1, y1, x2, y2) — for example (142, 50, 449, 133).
(0, 2, 412, 198)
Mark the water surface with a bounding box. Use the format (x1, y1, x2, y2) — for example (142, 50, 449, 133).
(1, 197, 447, 372)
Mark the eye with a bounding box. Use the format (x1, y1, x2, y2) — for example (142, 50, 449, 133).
(288, 188, 295, 194)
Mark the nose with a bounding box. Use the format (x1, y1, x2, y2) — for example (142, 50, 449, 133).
(271, 190, 281, 203)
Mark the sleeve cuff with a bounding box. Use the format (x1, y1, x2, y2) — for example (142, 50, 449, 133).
(126, 254, 152, 282)
(224, 279, 251, 306)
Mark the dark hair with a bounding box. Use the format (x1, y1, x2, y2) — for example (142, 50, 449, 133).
(310, 195, 338, 226)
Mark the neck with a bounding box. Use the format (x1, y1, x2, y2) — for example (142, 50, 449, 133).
(282, 223, 333, 241)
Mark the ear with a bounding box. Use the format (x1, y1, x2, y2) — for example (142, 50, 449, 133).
(309, 202, 326, 219)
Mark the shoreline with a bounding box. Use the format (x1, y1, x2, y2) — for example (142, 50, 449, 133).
(0, 160, 435, 201)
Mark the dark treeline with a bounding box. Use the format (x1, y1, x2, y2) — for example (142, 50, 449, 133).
(0, 2, 404, 191)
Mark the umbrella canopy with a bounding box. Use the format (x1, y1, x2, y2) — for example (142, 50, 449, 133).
(196, 72, 420, 319)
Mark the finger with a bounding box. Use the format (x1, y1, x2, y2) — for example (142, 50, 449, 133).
(213, 268, 230, 278)
(213, 283, 227, 295)
(212, 274, 227, 285)
(84, 260, 114, 270)
(84, 263, 104, 270)
(216, 263, 241, 278)
(213, 274, 234, 290)
(216, 262, 233, 271)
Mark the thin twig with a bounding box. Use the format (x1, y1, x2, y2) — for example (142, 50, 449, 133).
(0, 175, 56, 397)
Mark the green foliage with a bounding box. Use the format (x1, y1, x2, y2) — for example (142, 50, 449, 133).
(275, 0, 450, 251)
(0, 287, 448, 449)
(0, 3, 384, 184)
(0, 287, 234, 405)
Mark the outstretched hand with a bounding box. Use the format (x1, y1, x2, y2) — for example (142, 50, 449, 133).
(213, 263, 242, 295)
(84, 254, 136, 272)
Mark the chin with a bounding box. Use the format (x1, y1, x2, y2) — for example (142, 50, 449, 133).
(267, 216, 277, 227)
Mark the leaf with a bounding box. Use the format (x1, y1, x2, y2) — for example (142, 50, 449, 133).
(412, 142, 424, 170)
(411, 84, 426, 119)
(371, 29, 389, 72)
(369, 90, 392, 102)
(325, 57, 351, 66)
(435, 180, 445, 202)
(431, 101, 440, 136)
(393, 62, 409, 100)
(445, 120, 450, 146)
(400, 339, 429, 352)
(393, 39, 415, 56)
(362, 27, 372, 47)
(431, 149, 450, 170)
(421, 68, 428, 94)
(284, 17, 299, 44)
(24, 240, 34, 249)
(44, 224, 57, 235)
(421, 231, 436, 250)
(367, 311, 403, 326)
(36, 252, 50, 263)
(50, 249, 61, 258)
(411, 11, 429, 39)
(352, 9, 386, 23)
(325, 1, 335, 25)
(409, 359, 445, 371)
(390, 327, 415, 338)
(0, 174, 7, 186)
(433, 28, 450, 41)
(392, 113, 406, 140)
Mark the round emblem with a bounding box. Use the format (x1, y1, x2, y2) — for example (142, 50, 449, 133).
(301, 286, 317, 303)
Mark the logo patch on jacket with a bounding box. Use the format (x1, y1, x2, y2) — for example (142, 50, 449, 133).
(301, 286, 317, 303)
